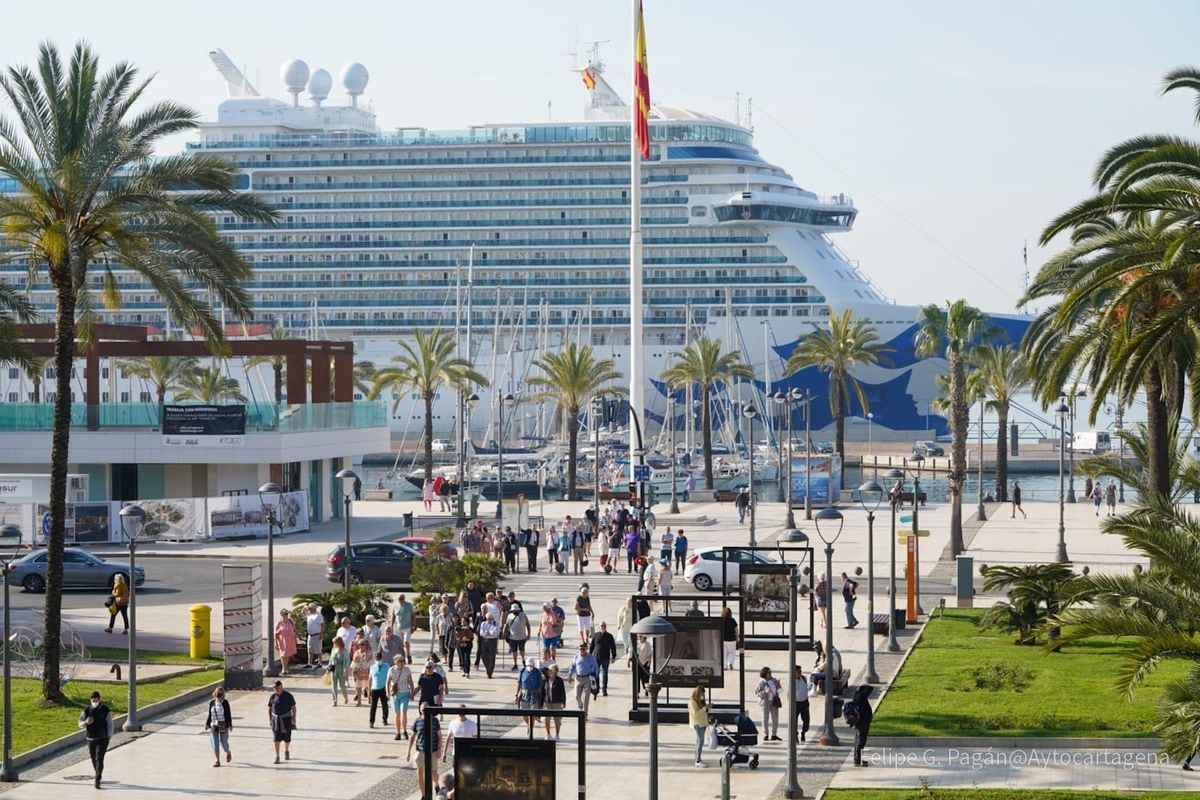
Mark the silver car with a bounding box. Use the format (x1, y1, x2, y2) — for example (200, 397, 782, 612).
(9, 548, 146, 593)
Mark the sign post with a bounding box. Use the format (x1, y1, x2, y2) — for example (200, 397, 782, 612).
(905, 535, 917, 623)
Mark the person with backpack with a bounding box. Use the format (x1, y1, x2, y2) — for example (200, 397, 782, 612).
(845, 684, 875, 766)
(841, 572, 860, 629)
(792, 664, 810, 742)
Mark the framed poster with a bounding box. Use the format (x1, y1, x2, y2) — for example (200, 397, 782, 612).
(740, 563, 793, 622)
(454, 737, 555, 800)
(72, 503, 113, 543)
(654, 615, 724, 688)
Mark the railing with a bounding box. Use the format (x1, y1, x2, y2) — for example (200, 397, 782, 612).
(0, 401, 387, 432)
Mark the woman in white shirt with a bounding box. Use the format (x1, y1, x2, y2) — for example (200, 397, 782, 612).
(755, 666, 782, 741)
(204, 686, 233, 767)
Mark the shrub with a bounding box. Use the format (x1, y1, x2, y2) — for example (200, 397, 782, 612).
(292, 584, 392, 650)
(460, 553, 505, 594)
(412, 556, 466, 598)
(963, 661, 1035, 692)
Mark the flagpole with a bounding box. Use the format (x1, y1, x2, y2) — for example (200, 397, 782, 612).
(629, 0, 645, 468)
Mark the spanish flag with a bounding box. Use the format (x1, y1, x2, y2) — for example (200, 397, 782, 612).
(582, 68, 596, 91)
(634, 0, 651, 159)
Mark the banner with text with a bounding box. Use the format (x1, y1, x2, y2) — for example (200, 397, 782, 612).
(162, 405, 246, 447)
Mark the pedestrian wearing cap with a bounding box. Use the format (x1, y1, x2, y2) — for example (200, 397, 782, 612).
(567, 642, 599, 714)
(515, 656, 545, 727)
(267, 680, 297, 764)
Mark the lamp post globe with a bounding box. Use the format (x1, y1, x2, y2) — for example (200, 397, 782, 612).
(857, 481, 884, 683)
(118, 504, 147, 732)
(630, 615, 677, 800)
(813, 506, 843, 746)
(258, 482, 283, 677)
(883, 468, 905, 653)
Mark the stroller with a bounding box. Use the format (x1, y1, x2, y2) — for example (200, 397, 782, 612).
(712, 712, 760, 770)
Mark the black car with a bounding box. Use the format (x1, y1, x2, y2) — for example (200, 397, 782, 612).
(326, 542, 421, 587)
(912, 440, 945, 457)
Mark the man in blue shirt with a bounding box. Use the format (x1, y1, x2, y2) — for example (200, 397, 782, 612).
(514, 656, 545, 727)
(368, 651, 390, 728)
(674, 530, 689, 573)
(405, 701, 441, 795)
(567, 642, 600, 714)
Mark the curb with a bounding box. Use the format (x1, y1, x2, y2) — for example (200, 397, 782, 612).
(869, 736, 1162, 749)
(10, 677, 222, 770)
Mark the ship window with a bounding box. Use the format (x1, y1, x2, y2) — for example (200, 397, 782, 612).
(691, 207, 707, 217)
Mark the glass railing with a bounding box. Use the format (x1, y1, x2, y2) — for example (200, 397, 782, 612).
(0, 401, 387, 432)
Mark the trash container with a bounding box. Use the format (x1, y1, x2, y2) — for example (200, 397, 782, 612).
(402, 511, 414, 531)
(893, 608, 906, 631)
(190, 603, 212, 659)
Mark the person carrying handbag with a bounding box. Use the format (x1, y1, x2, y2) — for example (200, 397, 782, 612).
(104, 574, 129, 634)
(755, 666, 782, 741)
(204, 686, 233, 766)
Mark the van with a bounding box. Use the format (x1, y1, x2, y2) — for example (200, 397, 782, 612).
(431, 439, 454, 452)
(1069, 431, 1111, 455)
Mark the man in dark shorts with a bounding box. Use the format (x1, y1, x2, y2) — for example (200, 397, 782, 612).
(417, 660, 445, 707)
(1011, 481, 1026, 519)
(267, 680, 297, 764)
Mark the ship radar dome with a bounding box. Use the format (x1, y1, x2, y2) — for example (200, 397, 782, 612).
(308, 68, 332, 106)
(340, 62, 369, 107)
(281, 59, 310, 107)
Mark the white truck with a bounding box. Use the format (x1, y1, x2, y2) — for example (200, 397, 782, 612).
(1069, 430, 1112, 455)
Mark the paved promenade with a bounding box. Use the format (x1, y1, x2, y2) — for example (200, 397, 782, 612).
(3, 491, 1188, 798)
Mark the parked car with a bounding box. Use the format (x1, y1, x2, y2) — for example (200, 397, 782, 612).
(393, 536, 459, 559)
(10, 548, 145, 593)
(912, 440, 945, 457)
(431, 439, 454, 453)
(814, 441, 835, 454)
(327, 542, 422, 587)
(683, 546, 779, 592)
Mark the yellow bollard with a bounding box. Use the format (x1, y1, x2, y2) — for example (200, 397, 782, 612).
(190, 603, 212, 659)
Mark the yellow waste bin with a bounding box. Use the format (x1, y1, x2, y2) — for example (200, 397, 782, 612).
(190, 604, 212, 659)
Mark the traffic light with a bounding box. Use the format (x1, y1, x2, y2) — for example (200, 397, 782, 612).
(629, 481, 638, 504)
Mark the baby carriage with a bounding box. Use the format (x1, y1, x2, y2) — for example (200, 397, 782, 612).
(712, 712, 759, 770)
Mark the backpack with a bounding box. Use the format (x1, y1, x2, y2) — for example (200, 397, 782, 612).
(843, 700, 860, 726)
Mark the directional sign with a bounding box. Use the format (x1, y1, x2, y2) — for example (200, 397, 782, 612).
(899, 515, 913, 524)
(633, 465, 651, 482)
(898, 530, 931, 539)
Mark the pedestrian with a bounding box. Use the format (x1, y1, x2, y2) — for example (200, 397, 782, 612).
(538, 603, 563, 660)
(721, 606, 739, 669)
(515, 656, 544, 727)
(1084, 475, 1094, 500)
(524, 527, 540, 572)
(437, 476, 452, 513)
(632, 634, 653, 696)
(688, 685, 710, 768)
(379, 625, 403, 670)
(478, 612, 500, 678)
(389, 654, 414, 741)
(546, 525, 559, 570)
(659, 526, 674, 564)
(735, 487, 750, 524)
(275, 608, 297, 676)
(624, 527, 641, 573)
(755, 666, 782, 741)
(205, 686, 233, 767)
(685, 599, 704, 617)
(363, 614, 384, 654)
(503, 528, 519, 573)
(1091, 479, 1103, 516)
(503, 602, 530, 670)
(337, 616, 358, 653)
(674, 529, 688, 573)
(1011, 481, 1026, 518)
(589, 620, 618, 696)
(422, 478, 435, 511)
(567, 641, 599, 714)
(454, 614, 475, 677)
(351, 630, 372, 705)
(441, 707, 479, 764)
(841, 572, 859, 629)
(328, 637, 350, 705)
(1106, 481, 1117, 516)
(417, 659, 446, 708)
(406, 702, 442, 793)
(267, 680, 297, 764)
(303, 602, 324, 669)
(814, 574, 829, 628)
(104, 573, 129, 634)
(659, 561, 674, 612)
(390, 593, 415, 662)
(792, 664, 810, 742)
(574, 586, 594, 644)
(543, 664, 567, 739)
(368, 650, 390, 728)
(617, 596, 634, 654)
(353, 475, 362, 501)
(78, 690, 113, 789)
(570, 526, 586, 575)
(849, 684, 875, 766)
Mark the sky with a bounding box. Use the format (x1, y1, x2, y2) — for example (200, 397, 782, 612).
(5, 0, 1200, 314)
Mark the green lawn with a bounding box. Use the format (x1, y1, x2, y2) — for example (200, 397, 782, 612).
(86, 646, 222, 666)
(825, 792, 1200, 800)
(873, 609, 1187, 738)
(0, 670, 218, 756)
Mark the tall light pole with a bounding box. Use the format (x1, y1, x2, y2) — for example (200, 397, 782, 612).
(804, 388, 813, 521)
(783, 528, 808, 799)
(814, 507, 843, 746)
(883, 469, 905, 653)
(782, 390, 801, 529)
(497, 393, 515, 518)
(907, 454, 925, 616)
(465, 392, 479, 512)
(118, 504, 147, 731)
(743, 404, 758, 546)
(630, 615, 677, 800)
(1115, 403, 1125, 503)
(593, 396, 604, 516)
(335, 468, 359, 591)
(857, 481, 884, 683)
(774, 392, 787, 504)
(0, 524, 22, 782)
(976, 399, 987, 521)
(258, 482, 282, 677)
(867, 411, 874, 456)
(668, 396, 680, 514)
(1056, 400, 1070, 563)
(1066, 392, 1078, 503)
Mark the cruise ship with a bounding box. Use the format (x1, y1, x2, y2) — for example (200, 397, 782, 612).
(0, 50, 1027, 441)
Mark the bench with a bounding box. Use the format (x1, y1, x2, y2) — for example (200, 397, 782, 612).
(871, 613, 889, 636)
(363, 489, 393, 500)
(832, 668, 853, 697)
(894, 491, 927, 507)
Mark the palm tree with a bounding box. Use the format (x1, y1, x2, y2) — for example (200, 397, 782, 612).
(661, 336, 753, 490)
(118, 355, 201, 417)
(0, 43, 275, 702)
(526, 343, 624, 500)
(368, 329, 487, 481)
(21, 355, 48, 403)
(246, 327, 293, 403)
(914, 301, 993, 557)
(0, 283, 35, 369)
(971, 344, 1029, 502)
(176, 365, 247, 404)
(783, 309, 892, 461)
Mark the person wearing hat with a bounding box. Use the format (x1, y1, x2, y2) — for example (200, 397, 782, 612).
(567, 641, 600, 714)
(303, 602, 324, 669)
(267, 680, 297, 764)
(503, 602, 531, 670)
(515, 656, 544, 727)
(78, 690, 113, 788)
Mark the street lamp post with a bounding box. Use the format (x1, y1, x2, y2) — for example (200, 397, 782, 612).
(883, 469, 905, 653)
(976, 399, 987, 521)
(814, 507, 844, 746)
(464, 392, 479, 512)
(804, 388, 813, 521)
(857, 481, 884, 683)
(0, 524, 22, 782)
(669, 396, 681, 514)
(630, 615, 677, 800)
(867, 412, 874, 456)
(907, 454, 925, 616)
(118, 504, 147, 731)
(258, 482, 283, 677)
(593, 396, 604, 517)
(743, 405, 758, 547)
(497, 393, 515, 518)
(335, 468, 359, 591)
(1115, 403, 1125, 503)
(783, 528, 808, 799)
(784, 389, 801, 529)
(774, 392, 786, 504)
(1066, 393, 1078, 503)
(1056, 401, 1070, 563)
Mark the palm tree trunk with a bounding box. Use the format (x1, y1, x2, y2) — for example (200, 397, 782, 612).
(996, 404, 1009, 503)
(948, 354, 967, 557)
(42, 284, 75, 704)
(273, 362, 283, 404)
(423, 392, 435, 481)
(1144, 367, 1171, 499)
(566, 406, 579, 500)
(32, 377, 41, 404)
(834, 375, 846, 463)
(701, 385, 714, 489)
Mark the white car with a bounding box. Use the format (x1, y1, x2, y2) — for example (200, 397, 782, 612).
(431, 439, 454, 452)
(683, 546, 779, 591)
